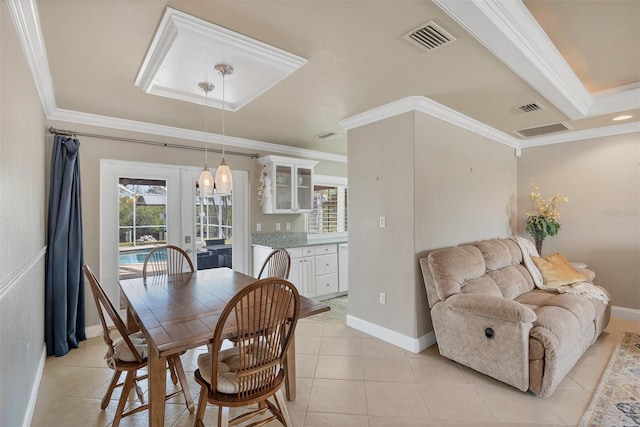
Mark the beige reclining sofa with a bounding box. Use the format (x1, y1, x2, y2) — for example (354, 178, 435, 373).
(419, 238, 610, 397)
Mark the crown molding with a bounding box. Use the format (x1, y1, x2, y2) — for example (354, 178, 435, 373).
(8, 0, 636, 163)
(434, 0, 640, 119)
(519, 121, 640, 148)
(8, 0, 343, 163)
(6, 0, 57, 116)
(134, 7, 307, 112)
(49, 108, 347, 163)
(340, 96, 520, 149)
(340, 94, 639, 150)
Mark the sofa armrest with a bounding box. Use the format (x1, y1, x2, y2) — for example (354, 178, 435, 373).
(575, 267, 595, 282)
(446, 294, 537, 323)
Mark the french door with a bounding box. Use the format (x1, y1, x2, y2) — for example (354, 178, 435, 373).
(100, 160, 248, 312)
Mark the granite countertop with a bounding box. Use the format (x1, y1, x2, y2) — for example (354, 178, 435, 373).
(251, 232, 348, 249)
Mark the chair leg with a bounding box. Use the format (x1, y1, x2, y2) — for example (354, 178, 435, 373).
(194, 385, 209, 427)
(113, 371, 136, 427)
(167, 357, 179, 385)
(133, 379, 145, 403)
(218, 406, 230, 427)
(170, 355, 195, 413)
(101, 370, 122, 409)
(273, 388, 293, 427)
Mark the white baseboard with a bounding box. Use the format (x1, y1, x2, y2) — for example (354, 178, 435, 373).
(346, 314, 436, 353)
(23, 346, 47, 427)
(85, 324, 103, 339)
(612, 305, 640, 322)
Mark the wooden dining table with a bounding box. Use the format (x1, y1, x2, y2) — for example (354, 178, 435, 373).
(119, 267, 330, 427)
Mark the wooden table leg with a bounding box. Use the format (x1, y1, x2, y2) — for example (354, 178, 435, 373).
(148, 345, 167, 427)
(284, 335, 296, 401)
(126, 305, 139, 333)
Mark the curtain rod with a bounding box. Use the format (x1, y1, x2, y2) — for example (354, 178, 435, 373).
(48, 126, 260, 159)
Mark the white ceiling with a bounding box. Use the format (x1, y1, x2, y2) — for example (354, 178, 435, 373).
(8, 0, 640, 161)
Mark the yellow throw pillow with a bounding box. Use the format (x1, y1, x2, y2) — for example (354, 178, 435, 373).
(530, 252, 587, 288)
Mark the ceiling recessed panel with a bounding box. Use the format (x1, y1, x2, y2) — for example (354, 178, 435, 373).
(135, 7, 307, 112)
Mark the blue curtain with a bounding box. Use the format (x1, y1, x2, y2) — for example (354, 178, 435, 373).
(45, 135, 86, 357)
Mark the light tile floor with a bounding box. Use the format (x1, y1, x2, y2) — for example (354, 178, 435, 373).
(32, 307, 639, 427)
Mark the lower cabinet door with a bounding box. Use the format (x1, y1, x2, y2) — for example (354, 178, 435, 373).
(315, 273, 339, 296)
(299, 257, 315, 298)
(288, 258, 301, 289)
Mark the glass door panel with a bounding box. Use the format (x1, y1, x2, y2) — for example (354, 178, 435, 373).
(296, 167, 313, 211)
(118, 177, 167, 280)
(194, 190, 233, 270)
(181, 167, 248, 274)
(275, 164, 293, 211)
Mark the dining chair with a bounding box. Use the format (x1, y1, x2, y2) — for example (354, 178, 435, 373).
(142, 245, 196, 383)
(142, 244, 194, 280)
(83, 265, 194, 426)
(193, 277, 300, 427)
(257, 248, 291, 279)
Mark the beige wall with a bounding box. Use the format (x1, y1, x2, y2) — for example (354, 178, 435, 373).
(0, 3, 48, 425)
(517, 134, 640, 310)
(414, 113, 517, 336)
(348, 111, 517, 340)
(349, 112, 418, 337)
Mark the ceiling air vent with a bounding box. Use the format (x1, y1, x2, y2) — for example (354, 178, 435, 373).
(314, 131, 342, 140)
(404, 21, 456, 51)
(515, 102, 544, 113)
(513, 122, 572, 138)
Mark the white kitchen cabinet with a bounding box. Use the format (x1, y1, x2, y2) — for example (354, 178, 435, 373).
(252, 243, 343, 300)
(252, 245, 273, 278)
(286, 247, 315, 298)
(258, 155, 318, 214)
(338, 243, 348, 292)
(314, 244, 338, 298)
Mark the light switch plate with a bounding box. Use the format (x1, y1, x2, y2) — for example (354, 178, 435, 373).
(379, 216, 386, 228)
(276, 223, 281, 231)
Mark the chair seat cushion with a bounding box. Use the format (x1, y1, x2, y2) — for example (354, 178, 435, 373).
(198, 348, 250, 394)
(109, 331, 147, 364)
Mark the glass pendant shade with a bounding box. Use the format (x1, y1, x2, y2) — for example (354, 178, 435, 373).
(198, 81, 215, 198)
(199, 165, 215, 197)
(215, 63, 233, 195)
(214, 158, 233, 195)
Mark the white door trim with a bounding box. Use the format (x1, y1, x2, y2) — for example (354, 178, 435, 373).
(99, 160, 249, 310)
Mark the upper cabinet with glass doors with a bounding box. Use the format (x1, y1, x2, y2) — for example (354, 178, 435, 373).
(258, 155, 318, 214)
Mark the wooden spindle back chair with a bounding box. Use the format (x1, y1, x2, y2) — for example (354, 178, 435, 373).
(257, 248, 291, 279)
(193, 277, 300, 427)
(142, 245, 194, 281)
(83, 265, 194, 426)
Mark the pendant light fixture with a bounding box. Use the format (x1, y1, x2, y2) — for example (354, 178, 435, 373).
(214, 64, 233, 195)
(198, 82, 215, 197)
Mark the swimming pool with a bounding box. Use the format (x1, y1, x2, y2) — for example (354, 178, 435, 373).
(119, 249, 166, 265)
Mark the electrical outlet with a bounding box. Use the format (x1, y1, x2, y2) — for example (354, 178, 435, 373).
(256, 223, 261, 232)
(379, 216, 386, 228)
(379, 292, 386, 304)
(286, 222, 291, 231)
(276, 223, 281, 231)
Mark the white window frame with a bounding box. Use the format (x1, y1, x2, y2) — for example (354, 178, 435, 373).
(306, 174, 348, 241)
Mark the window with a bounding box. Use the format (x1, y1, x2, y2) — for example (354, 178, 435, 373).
(307, 175, 348, 236)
